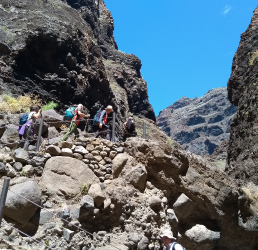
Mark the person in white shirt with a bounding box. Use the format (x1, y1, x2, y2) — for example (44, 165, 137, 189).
(160, 229, 185, 250)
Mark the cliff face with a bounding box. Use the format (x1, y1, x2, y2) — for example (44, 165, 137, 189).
(157, 87, 236, 156)
(227, 6, 258, 184)
(0, 0, 155, 126)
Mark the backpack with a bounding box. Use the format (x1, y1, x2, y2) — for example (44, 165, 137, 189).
(126, 119, 135, 133)
(93, 109, 102, 126)
(171, 242, 186, 250)
(19, 113, 29, 125)
(64, 107, 76, 120)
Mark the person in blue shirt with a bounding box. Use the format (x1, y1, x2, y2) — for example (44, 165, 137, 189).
(160, 229, 185, 250)
(93, 105, 113, 140)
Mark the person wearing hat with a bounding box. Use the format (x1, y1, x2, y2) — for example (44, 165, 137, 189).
(61, 104, 90, 141)
(94, 105, 113, 140)
(160, 229, 185, 250)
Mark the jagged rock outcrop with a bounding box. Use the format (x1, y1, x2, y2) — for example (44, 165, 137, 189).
(0, 0, 155, 139)
(227, 6, 258, 185)
(157, 87, 236, 156)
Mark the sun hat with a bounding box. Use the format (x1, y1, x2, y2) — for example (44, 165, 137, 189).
(106, 105, 113, 111)
(160, 229, 176, 240)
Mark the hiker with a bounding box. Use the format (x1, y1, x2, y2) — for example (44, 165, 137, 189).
(19, 105, 42, 150)
(93, 105, 113, 140)
(160, 229, 185, 250)
(123, 116, 137, 141)
(61, 104, 90, 141)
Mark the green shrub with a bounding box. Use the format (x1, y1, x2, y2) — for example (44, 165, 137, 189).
(80, 184, 89, 195)
(42, 101, 58, 111)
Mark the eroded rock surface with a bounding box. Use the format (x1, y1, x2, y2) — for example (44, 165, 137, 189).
(157, 87, 236, 156)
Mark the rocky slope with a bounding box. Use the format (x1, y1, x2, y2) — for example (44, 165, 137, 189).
(0, 0, 155, 138)
(227, 6, 258, 185)
(157, 87, 236, 156)
(0, 132, 258, 250)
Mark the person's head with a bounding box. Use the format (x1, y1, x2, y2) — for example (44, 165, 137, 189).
(160, 229, 176, 247)
(78, 104, 83, 110)
(30, 105, 40, 112)
(105, 105, 113, 114)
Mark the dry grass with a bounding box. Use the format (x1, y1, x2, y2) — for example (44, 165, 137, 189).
(249, 50, 258, 66)
(0, 94, 42, 113)
(242, 182, 258, 212)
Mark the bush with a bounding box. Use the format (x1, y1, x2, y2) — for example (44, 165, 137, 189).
(0, 94, 42, 113)
(42, 101, 58, 111)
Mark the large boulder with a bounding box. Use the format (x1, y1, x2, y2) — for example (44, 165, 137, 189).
(41, 156, 99, 198)
(173, 193, 194, 220)
(0, 124, 20, 148)
(42, 110, 64, 128)
(13, 148, 29, 164)
(125, 165, 147, 192)
(4, 181, 41, 224)
(185, 224, 220, 250)
(112, 153, 129, 178)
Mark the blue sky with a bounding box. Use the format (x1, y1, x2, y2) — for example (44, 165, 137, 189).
(104, 1, 258, 116)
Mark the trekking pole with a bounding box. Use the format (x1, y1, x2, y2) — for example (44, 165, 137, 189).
(84, 119, 88, 133)
(143, 121, 146, 139)
(36, 114, 44, 152)
(0, 177, 10, 226)
(112, 112, 115, 142)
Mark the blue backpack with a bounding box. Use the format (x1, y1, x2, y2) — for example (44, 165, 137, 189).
(93, 109, 102, 125)
(64, 107, 76, 120)
(19, 113, 29, 125)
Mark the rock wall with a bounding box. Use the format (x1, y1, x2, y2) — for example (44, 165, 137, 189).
(0, 0, 155, 130)
(157, 87, 236, 156)
(227, 6, 258, 185)
(1, 134, 258, 249)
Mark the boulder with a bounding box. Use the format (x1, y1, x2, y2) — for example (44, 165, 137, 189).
(112, 153, 129, 178)
(173, 193, 194, 220)
(33, 119, 49, 136)
(42, 110, 64, 128)
(0, 162, 7, 174)
(59, 141, 73, 149)
(125, 165, 147, 192)
(13, 148, 29, 164)
(88, 183, 105, 207)
(1, 124, 20, 148)
(74, 145, 87, 154)
(148, 196, 162, 209)
(80, 195, 95, 210)
(41, 156, 99, 198)
(47, 127, 60, 139)
(185, 224, 220, 249)
(22, 165, 34, 176)
(45, 145, 61, 156)
(4, 181, 41, 224)
(13, 162, 23, 171)
(61, 148, 73, 157)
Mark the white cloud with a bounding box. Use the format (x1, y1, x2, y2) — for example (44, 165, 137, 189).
(222, 5, 232, 15)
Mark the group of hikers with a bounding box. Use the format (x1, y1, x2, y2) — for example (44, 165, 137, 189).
(18, 103, 137, 150)
(18, 104, 186, 249)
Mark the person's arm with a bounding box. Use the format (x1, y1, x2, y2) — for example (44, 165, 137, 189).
(77, 111, 90, 118)
(123, 122, 128, 133)
(32, 109, 42, 119)
(99, 110, 106, 128)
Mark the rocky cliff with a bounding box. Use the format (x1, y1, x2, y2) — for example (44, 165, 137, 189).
(157, 87, 236, 156)
(227, 6, 258, 185)
(0, 0, 155, 133)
